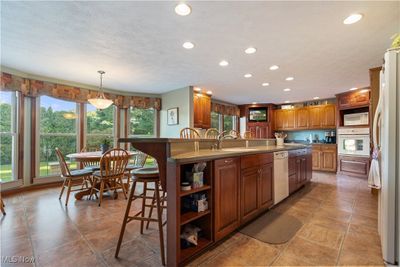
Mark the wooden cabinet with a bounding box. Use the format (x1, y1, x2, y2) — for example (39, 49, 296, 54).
(295, 108, 309, 129)
(288, 149, 309, 194)
(193, 93, 211, 129)
(338, 155, 370, 178)
(312, 144, 337, 172)
(214, 158, 240, 241)
(239, 103, 275, 138)
(274, 104, 336, 131)
(321, 104, 336, 128)
(248, 123, 270, 139)
(240, 153, 274, 224)
(336, 90, 370, 110)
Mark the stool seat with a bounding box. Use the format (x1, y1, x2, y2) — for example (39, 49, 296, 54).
(132, 167, 159, 178)
(125, 164, 142, 171)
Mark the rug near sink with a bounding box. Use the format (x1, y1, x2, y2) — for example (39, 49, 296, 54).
(239, 210, 303, 244)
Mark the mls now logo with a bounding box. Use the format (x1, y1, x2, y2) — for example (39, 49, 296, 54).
(1, 256, 35, 264)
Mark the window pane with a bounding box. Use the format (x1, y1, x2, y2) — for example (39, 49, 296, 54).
(211, 112, 220, 130)
(223, 115, 235, 132)
(0, 91, 17, 183)
(39, 96, 77, 177)
(86, 104, 114, 151)
(130, 108, 155, 136)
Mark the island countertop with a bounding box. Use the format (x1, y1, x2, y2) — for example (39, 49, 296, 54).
(170, 144, 310, 163)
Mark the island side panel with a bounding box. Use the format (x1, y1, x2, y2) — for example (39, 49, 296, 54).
(167, 159, 180, 267)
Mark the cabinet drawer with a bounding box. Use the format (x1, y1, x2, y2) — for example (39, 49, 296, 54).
(241, 153, 273, 169)
(215, 157, 239, 167)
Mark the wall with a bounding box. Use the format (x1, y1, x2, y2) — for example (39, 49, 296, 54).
(160, 86, 193, 138)
(285, 130, 336, 143)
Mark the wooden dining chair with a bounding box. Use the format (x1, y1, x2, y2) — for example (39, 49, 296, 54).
(243, 131, 254, 139)
(90, 148, 130, 207)
(0, 193, 5, 215)
(229, 129, 240, 139)
(55, 148, 93, 206)
(205, 128, 220, 139)
(180, 127, 200, 139)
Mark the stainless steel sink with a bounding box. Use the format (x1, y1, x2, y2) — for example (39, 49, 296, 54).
(221, 147, 258, 152)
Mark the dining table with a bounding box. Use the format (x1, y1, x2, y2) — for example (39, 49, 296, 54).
(66, 150, 137, 200)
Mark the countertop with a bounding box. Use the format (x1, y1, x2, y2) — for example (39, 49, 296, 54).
(171, 144, 310, 163)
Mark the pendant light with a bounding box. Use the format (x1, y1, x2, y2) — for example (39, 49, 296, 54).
(88, 70, 113, 109)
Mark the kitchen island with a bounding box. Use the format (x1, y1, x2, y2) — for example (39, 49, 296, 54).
(119, 138, 312, 266)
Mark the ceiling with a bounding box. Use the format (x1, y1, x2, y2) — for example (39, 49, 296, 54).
(1, 1, 399, 104)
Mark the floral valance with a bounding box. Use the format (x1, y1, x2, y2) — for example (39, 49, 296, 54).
(1, 72, 161, 110)
(211, 101, 240, 116)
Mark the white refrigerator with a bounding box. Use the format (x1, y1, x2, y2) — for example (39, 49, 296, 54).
(373, 47, 400, 265)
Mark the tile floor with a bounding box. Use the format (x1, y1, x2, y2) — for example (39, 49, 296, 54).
(1, 171, 383, 267)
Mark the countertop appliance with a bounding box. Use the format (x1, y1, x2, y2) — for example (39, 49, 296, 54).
(337, 127, 370, 157)
(273, 151, 289, 204)
(343, 112, 369, 126)
(373, 48, 400, 265)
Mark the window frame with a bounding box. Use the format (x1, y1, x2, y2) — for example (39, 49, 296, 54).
(34, 96, 80, 181)
(211, 112, 237, 133)
(0, 91, 19, 184)
(127, 107, 157, 138)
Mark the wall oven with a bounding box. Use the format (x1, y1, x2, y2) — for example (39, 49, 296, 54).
(338, 128, 370, 156)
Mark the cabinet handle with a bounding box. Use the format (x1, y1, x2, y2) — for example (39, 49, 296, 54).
(224, 159, 233, 164)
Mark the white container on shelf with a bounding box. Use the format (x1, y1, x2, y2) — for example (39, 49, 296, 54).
(276, 138, 284, 146)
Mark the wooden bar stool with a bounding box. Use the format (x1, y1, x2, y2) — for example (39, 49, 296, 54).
(115, 167, 166, 266)
(0, 197, 5, 215)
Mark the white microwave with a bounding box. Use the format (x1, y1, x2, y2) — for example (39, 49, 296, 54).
(343, 112, 369, 126)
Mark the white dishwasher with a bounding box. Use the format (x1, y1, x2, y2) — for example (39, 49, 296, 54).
(273, 151, 289, 205)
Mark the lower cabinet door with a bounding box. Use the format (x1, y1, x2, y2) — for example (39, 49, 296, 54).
(214, 158, 240, 241)
(289, 173, 298, 194)
(241, 167, 259, 223)
(258, 163, 273, 210)
(321, 150, 337, 172)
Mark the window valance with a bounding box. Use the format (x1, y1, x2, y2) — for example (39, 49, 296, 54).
(211, 101, 240, 116)
(1, 72, 161, 110)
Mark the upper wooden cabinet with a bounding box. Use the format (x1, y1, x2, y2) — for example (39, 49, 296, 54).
(336, 89, 370, 110)
(193, 93, 211, 129)
(274, 104, 336, 131)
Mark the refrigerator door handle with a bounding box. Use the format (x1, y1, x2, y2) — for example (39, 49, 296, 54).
(373, 76, 384, 150)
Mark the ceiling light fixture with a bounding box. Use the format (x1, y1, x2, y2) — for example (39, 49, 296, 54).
(262, 82, 270, 86)
(313, 96, 320, 100)
(284, 100, 290, 103)
(182, 42, 194, 49)
(206, 90, 213, 95)
(269, 65, 279, 71)
(349, 87, 358, 91)
(219, 60, 229, 66)
(194, 87, 201, 92)
(88, 71, 113, 110)
(244, 73, 252, 78)
(245, 47, 257, 54)
(285, 77, 294, 81)
(175, 3, 191, 16)
(252, 102, 257, 104)
(283, 88, 291, 92)
(343, 13, 363, 25)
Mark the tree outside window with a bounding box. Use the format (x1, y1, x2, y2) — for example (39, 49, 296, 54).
(86, 104, 114, 151)
(129, 108, 155, 136)
(223, 115, 235, 132)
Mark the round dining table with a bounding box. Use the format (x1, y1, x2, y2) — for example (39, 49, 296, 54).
(66, 150, 137, 200)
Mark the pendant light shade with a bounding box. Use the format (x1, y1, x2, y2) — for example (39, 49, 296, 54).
(88, 70, 113, 109)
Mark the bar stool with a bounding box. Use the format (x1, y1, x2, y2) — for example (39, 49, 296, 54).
(115, 167, 166, 266)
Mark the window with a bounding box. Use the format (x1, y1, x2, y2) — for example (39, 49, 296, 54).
(0, 91, 18, 182)
(129, 108, 156, 137)
(211, 112, 221, 131)
(223, 115, 236, 132)
(38, 96, 78, 177)
(86, 104, 115, 151)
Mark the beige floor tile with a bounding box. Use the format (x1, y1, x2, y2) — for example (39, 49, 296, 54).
(297, 223, 344, 250)
(281, 236, 339, 266)
(307, 214, 349, 233)
(312, 205, 352, 223)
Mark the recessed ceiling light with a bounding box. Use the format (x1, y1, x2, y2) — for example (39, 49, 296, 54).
(206, 90, 212, 95)
(285, 100, 290, 103)
(285, 77, 294, 81)
(252, 102, 257, 104)
(194, 87, 201, 92)
(175, 3, 191, 16)
(343, 13, 363, 25)
(219, 60, 229, 66)
(245, 47, 257, 54)
(269, 65, 279, 71)
(313, 96, 320, 100)
(283, 88, 291, 92)
(349, 87, 358, 91)
(262, 82, 270, 86)
(182, 42, 194, 49)
(244, 73, 252, 78)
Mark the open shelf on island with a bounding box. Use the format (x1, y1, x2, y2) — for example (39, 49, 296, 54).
(180, 210, 211, 226)
(180, 237, 212, 263)
(180, 185, 211, 197)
